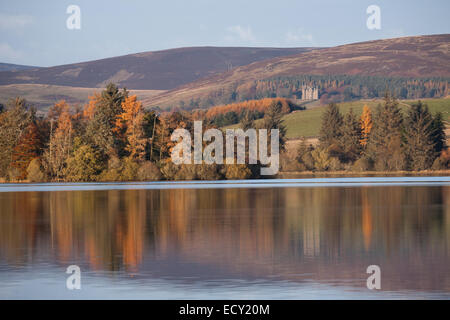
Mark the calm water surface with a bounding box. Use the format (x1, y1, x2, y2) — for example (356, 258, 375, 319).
(0, 177, 449, 299)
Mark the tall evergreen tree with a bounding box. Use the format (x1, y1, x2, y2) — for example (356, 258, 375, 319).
(85, 83, 128, 157)
(240, 110, 254, 131)
(341, 109, 362, 163)
(262, 101, 286, 149)
(319, 103, 343, 149)
(367, 92, 405, 171)
(430, 112, 446, 156)
(404, 101, 440, 170)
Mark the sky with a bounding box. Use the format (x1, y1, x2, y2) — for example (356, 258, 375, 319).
(0, 0, 449, 67)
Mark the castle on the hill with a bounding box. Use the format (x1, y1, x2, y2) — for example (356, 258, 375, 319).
(301, 86, 319, 100)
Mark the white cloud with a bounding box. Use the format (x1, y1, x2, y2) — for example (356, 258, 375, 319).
(285, 28, 314, 45)
(226, 25, 256, 42)
(0, 14, 33, 29)
(0, 43, 24, 60)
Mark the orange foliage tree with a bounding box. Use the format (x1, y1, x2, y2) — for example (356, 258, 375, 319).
(205, 98, 293, 119)
(82, 94, 101, 120)
(11, 122, 42, 179)
(360, 105, 373, 147)
(115, 95, 146, 161)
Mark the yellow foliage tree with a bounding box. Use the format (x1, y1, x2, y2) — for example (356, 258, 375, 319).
(360, 105, 372, 147)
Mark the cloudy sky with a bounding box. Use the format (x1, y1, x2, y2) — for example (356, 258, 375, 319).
(0, 0, 449, 67)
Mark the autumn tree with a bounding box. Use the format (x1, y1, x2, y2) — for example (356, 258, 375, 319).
(360, 105, 372, 147)
(115, 95, 147, 161)
(65, 142, 103, 182)
(43, 104, 73, 179)
(0, 97, 34, 178)
(11, 122, 42, 180)
(26, 158, 46, 182)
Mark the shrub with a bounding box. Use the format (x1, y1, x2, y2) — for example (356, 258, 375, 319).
(432, 149, 450, 170)
(7, 167, 21, 182)
(352, 157, 372, 172)
(280, 154, 305, 172)
(311, 148, 332, 171)
(224, 164, 252, 180)
(196, 164, 222, 180)
(120, 157, 139, 181)
(160, 161, 179, 180)
(328, 157, 343, 171)
(137, 161, 162, 181)
(174, 164, 196, 180)
(65, 145, 103, 182)
(99, 156, 122, 181)
(27, 158, 46, 182)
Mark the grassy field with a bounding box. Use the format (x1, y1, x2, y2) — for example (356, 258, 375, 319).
(283, 98, 450, 138)
(223, 97, 450, 139)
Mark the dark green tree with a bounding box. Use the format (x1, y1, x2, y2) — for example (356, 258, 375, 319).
(84, 83, 128, 157)
(404, 101, 441, 170)
(367, 92, 405, 171)
(319, 103, 343, 149)
(262, 101, 286, 149)
(341, 108, 362, 163)
(430, 112, 446, 156)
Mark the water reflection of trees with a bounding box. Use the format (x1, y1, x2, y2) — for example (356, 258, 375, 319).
(0, 186, 448, 290)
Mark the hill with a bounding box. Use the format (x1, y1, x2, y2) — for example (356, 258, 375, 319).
(0, 84, 164, 115)
(144, 34, 450, 108)
(0, 47, 316, 90)
(0, 63, 39, 72)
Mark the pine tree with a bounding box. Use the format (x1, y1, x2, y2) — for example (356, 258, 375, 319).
(262, 101, 286, 149)
(430, 112, 446, 156)
(404, 101, 437, 170)
(84, 83, 128, 156)
(240, 110, 254, 130)
(341, 109, 362, 163)
(367, 92, 405, 171)
(319, 103, 343, 149)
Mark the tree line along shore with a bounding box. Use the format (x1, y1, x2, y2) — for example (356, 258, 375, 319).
(0, 83, 448, 183)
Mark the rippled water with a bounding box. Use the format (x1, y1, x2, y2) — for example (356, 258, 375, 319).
(0, 177, 449, 299)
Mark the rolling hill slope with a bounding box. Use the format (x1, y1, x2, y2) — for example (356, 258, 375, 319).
(144, 34, 450, 108)
(0, 47, 316, 90)
(0, 63, 39, 72)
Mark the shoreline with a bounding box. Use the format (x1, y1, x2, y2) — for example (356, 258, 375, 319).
(1, 170, 449, 184)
